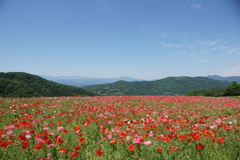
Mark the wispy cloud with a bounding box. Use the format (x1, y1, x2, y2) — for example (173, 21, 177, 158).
(155, 41, 180, 48)
(195, 40, 219, 47)
(227, 47, 240, 54)
(190, 3, 203, 9)
(210, 44, 227, 51)
(185, 1, 208, 10)
(98, 1, 121, 23)
(191, 59, 209, 63)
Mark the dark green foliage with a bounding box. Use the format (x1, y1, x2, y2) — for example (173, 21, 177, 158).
(223, 81, 240, 96)
(84, 76, 230, 95)
(187, 87, 225, 96)
(187, 81, 240, 97)
(0, 72, 97, 97)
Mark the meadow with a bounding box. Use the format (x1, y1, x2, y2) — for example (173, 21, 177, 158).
(0, 96, 239, 160)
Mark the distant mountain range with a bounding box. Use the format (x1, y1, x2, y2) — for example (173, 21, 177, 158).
(0, 72, 97, 97)
(1, 72, 238, 97)
(40, 75, 144, 87)
(40, 75, 240, 87)
(83, 77, 230, 95)
(206, 75, 240, 83)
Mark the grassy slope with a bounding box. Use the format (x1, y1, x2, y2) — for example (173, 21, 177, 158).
(84, 77, 230, 95)
(0, 72, 97, 97)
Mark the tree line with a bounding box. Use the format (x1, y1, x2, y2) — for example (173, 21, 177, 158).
(187, 81, 240, 96)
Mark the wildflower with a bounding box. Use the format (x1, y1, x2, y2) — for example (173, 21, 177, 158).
(144, 140, 152, 145)
(126, 136, 131, 141)
(70, 151, 78, 157)
(26, 135, 31, 139)
(54, 135, 64, 144)
(128, 144, 135, 150)
(32, 118, 40, 124)
(73, 126, 81, 131)
(156, 147, 162, 151)
(0, 129, 4, 135)
(19, 140, 29, 149)
(4, 125, 15, 130)
(196, 143, 204, 150)
(156, 135, 161, 139)
(216, 136, 225, 143)
(0, 141, 14, 147)
(78, 137, 85, 143)
(74, 145, 81, 150)
(102, 137, 107, 141)
(107, 134, 112, 139)
(43, 127, 49, 130)
(59, 147, 67, 153)
(36, 138, 44, 143)
(169, 145, 179, 152)
(47, 144, 55, 148)
(47, 153, 52, 157)
(108, 121, 113, 124)
(6, 130, 13, 135)
(110, 138, 117, 144)
(96, 149, 103, 155)
(57, 127, 64, 132)
(18, 135, 27, 141)
(33, 143, 42, 150)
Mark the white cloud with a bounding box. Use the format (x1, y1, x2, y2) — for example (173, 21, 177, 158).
(190, 3, 203, 9)
(191, 59, 209, 63)
(228, 47, 240, 54)
(154, 41, 180, 48)
(210, 44, 227, 51)
(185, 1, 208, 10)
(195, 40, 219, 47)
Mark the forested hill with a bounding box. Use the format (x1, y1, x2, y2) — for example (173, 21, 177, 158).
(0, 72, 97, 97)
(84, 77, 230, 95)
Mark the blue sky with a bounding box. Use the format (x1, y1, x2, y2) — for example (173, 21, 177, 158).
(0, 0, 240, 79)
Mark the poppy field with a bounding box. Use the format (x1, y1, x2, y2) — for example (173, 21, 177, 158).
(0, 96, 239, 160)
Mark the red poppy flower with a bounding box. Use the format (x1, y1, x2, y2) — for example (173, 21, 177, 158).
(156, 147, 162, 151)
(110, 138, 117, 144)
(0, 141, 14, 147)
(128, 144, 135, 150)
(70, 151, 78, 157)
(196, 143, 204, 150)
(59, 147, 68, 153)
(55, 137, 63, 144)
(73, 126, 81, 131)
(78, 137, 85, 143)
(38, 157, 50, 160)
(0, 129, 4, 135)
(19, 140, 29, 149)
(216, 136, 225, 143)
(33, 143, 42, 150)
(169, 145, 179, 152)
(96, 149, 103, 155)
(74, 145, 81, 150)
(156, 135, 161, 139)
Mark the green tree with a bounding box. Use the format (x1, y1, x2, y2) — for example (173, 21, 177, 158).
(223, 81, 240, 96)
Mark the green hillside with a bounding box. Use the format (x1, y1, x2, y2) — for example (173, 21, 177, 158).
(0, 72, 97, 97)
(187, 81, 240, 97)
(84, 76, 230, 95)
